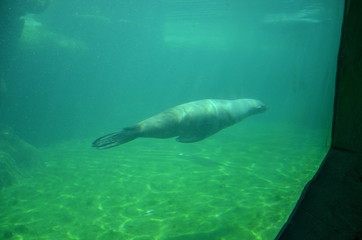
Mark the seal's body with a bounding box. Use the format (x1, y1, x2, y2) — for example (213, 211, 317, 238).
(92, 99, 266, 149)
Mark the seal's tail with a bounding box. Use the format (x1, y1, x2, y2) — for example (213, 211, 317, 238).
(92, 126, 139, 149)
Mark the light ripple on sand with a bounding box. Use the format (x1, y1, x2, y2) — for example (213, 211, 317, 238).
(0, 126, 329, 240)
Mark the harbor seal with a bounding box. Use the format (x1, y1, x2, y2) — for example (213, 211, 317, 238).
(92, 98, 266, 149)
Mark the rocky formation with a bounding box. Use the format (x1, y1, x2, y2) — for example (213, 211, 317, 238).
(0, 124, 43, 189)
(0, 0, 51, 104)
(0, 0, 49, 188)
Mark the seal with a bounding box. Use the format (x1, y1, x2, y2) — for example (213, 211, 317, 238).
(92, 98, 266, 149)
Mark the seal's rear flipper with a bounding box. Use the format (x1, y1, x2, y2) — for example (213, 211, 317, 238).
(92, 126, 139, 149)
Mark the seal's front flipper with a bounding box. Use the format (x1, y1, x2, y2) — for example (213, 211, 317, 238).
(176, 135, 207, 143)
(92, 126, 139, 149)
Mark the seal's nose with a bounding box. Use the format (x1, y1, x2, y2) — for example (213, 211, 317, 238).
(260, 103, 268, 113)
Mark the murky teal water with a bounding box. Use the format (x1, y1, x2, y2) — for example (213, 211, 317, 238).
(0, 1, 343, 239)
(0, 124, 329, 240)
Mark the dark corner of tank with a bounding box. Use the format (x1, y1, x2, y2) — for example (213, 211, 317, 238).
(0, 0, 50, 190)
(275, 0, 362, 239)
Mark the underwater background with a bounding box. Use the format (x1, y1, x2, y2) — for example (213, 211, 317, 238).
(0, 0, 344, 239)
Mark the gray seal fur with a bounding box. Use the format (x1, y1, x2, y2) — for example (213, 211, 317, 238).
(92, 98, 266, 149)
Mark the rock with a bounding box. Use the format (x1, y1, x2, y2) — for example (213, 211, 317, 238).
(0, 124, 42, 189)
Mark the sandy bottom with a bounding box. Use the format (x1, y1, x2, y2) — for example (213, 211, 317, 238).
(0, 125, 329, 240)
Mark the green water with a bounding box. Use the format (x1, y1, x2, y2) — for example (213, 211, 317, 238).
(0, 1, 343, 239)
(0, 125, 329, 240)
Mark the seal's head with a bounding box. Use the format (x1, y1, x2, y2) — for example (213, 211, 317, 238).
(250, 99, 267, 114)
(234, 99, 267, 115)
